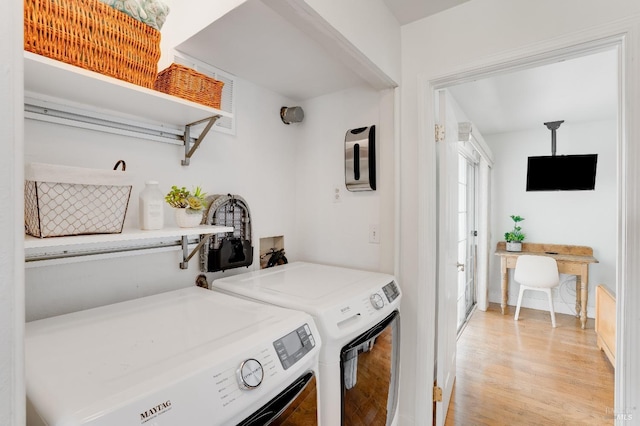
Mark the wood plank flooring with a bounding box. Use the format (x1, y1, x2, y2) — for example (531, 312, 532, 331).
(445, 304, 614, 426)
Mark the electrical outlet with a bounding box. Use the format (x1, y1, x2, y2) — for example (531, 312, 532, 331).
(369, 224, 380, 244)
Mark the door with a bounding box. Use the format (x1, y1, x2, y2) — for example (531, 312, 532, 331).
(457, 152, 478, 331)
(434, 89, 459, 425)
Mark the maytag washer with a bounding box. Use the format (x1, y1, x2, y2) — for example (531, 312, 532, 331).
(25, 286, 321, 426)
(212, 262, 402, 426)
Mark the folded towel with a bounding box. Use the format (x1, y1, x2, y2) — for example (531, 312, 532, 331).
(343, 348, 358, 390)
(142, 0, 170, 30)
(99, 0, 170, 31)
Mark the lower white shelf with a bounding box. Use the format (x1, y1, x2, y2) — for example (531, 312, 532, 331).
(24, 225, 232, 249)
(24, 225, 234, 269)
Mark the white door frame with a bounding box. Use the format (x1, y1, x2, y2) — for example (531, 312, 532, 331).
(1, 0, 26, 424)
(415, 21, 640, 424)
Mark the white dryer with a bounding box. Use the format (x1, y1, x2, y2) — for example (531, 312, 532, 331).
(25, 286, 321, 426)
(212, 262, 402, 426)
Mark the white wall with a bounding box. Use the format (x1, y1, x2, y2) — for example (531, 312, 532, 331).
(24, 2, 398, 322)
(487, 120, 617, 316)
(1, 0, 24, 423)
(295, 86, 395, 273)
(24, 76, 301, 321)
(302, 0, 401, 84)
(158, 0, 246, 69)
(400, 1, 640, 424)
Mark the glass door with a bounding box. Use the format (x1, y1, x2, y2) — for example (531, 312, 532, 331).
(457, 152, 478, 332)
(340, 311, 400, 425)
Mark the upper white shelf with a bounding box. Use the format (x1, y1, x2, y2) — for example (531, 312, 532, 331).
(24, 225, 233, 250)
(23, 51, 233, 126)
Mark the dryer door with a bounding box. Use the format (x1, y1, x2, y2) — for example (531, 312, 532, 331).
(340, 311, 400, 425)
(238, 371, 317, 425)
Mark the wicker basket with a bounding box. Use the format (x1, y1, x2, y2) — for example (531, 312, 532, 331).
(24, 0, 161, 88)
(24, 162, 133, 238)
(154, 64, 224, 109)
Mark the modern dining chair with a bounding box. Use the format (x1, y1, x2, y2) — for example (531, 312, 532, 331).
(514, 254, 560, 327)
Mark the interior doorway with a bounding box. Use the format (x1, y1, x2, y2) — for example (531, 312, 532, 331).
(433, 42, 620, 425)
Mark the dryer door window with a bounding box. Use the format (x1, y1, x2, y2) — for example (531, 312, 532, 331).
(238, 371, 317, 425)
(340, 310, 400, 426)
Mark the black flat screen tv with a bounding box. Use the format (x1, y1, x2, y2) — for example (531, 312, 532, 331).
(526, 154, 598, 191)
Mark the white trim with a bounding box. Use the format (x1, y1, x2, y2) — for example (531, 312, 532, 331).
(394, 86, 402, 277)
(415, 72, 437, 425)
(616, 21, 640, 424)
(1, 0, 25, 422)
(469, 132, 494, 168)
(476, 158, 491, 312)
(416, 20, 640, 424)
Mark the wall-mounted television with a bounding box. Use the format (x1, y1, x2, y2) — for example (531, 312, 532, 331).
(526, 154, 598, 191)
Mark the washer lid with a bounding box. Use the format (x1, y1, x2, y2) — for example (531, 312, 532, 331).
(25, 287, 313, 425)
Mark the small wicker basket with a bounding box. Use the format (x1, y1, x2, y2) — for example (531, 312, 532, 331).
(24, 0, 161, 88)
(154, 64, 225, 109)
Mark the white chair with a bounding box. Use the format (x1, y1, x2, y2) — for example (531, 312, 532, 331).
(514, 255, 560, 327)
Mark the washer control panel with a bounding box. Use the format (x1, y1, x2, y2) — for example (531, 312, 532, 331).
(382, 281, 400, 303)
(273, 323, 316, 370)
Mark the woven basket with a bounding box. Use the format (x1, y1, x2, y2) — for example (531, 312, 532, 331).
(154, 64, 224, 109)
(24, 0, 161, 88)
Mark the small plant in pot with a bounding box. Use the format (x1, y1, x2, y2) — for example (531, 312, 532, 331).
(504, 215, 525, 252)
(165, 185, 207, 228)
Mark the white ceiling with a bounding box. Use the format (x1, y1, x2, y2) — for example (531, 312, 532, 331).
(176, 0, 468, 101)
(177, 0, 367, 101)
(447, 48, 619, 136)
(177, 0, 617, 127)
(383, 0, 471, 25)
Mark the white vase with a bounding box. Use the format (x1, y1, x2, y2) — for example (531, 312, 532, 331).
(506, 241, 522, 252)
(174, 208, 203, 228)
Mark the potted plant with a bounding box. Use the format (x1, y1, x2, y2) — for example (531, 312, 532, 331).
(165, 185, 207, 228)
(504, 215, 525, 252)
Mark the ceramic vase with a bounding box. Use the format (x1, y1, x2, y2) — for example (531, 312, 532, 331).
(174, 208, 203, 228)
(506, 241, 522, 252)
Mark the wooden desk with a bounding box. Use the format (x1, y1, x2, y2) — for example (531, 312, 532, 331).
(494, 242, 599, 329)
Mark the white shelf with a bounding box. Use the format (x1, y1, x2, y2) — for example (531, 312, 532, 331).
(24, 225, 233, 249)
(23, 51, 233, 126)
(25, 226, 233, 269)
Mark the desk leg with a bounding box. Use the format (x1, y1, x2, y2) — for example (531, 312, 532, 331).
(575, 278, 581, 318)
(501, 257, 508, 315)
(580, 266, 589, 329)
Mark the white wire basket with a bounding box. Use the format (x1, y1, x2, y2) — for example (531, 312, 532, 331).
(24, 162, 132, 238)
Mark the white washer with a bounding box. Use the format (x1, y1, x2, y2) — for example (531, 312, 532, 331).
(25, 286, 321, 426)
(212, 262, 402, 426)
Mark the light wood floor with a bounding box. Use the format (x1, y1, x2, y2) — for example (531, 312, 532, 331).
(445, 304, 615, 426)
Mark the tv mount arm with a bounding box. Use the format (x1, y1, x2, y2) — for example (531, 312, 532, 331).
(544, 120, 564, 156)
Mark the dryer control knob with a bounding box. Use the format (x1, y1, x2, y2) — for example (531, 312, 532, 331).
(370, 293, 384, 310)
(237, 358, 264, 390)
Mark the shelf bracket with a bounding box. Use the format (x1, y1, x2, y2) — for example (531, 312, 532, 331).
(182, 115, 221, 166)
(180, 234, 211, 269)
